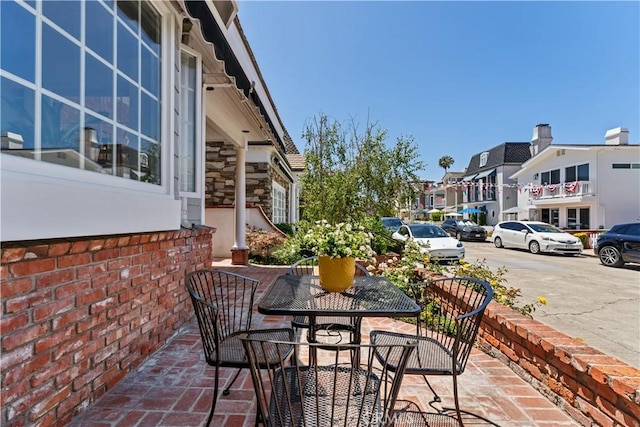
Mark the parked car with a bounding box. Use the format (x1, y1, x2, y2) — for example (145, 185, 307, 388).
(392, 224, 464, 262)
(595, 222, 640, 267)
(381, 217, 404, 232)
(441, 219, 487, 241)
(492, 221, 583, 255)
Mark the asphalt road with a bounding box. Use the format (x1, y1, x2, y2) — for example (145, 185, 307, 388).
(461, 240, 640, 368)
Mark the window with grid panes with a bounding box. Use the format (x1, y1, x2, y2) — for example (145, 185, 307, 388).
(0, 0, 162, 184)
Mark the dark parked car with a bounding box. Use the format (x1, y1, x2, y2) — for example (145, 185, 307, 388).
(441, 219, 487, 241)
(595, 222, 640, 267)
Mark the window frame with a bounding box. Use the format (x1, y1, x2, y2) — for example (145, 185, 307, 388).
(178, 46, 202, 198)
(0, 1, 178, 242)
(0, 0, 171, 193)
(612, 163, 640, 169)
(479, 151, 489, 167)
(540, 168, 560, 185)
(271, 180, 286, 224)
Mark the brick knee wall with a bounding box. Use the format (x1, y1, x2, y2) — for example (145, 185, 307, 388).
(414, 269, 640, 427)
(0, 227, 214, 426)
(478, 302, 640, 427)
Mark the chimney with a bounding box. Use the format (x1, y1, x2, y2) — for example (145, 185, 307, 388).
(530, 124, 553, 156)
(604, 127, 629, 145)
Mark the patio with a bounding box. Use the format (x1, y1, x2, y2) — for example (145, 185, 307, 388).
(68, 263, 579, 427)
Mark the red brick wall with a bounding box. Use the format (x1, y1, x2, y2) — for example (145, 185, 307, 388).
(478, 302, 640, 427)
(414, 270, 640, 427)
(1, 227, 214, 426)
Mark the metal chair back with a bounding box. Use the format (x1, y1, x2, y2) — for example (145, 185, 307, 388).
(370, 277, 493, 426)
(413, 277, 493, 374)
(185, 269, 259, 366)
(241, 336, 417, 427)
(286, 255, 318, 275)
(185, 269, 295, 426)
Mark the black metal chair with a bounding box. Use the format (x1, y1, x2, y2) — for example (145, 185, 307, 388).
(186, 269, 295, 427)
(370, 277, 494, 426)
(287, 256, 370, 345)
(240, 335, 417, 427)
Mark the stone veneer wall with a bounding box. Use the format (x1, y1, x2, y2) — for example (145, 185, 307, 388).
(205, 141, 237, 206)
(246, 162, 272, 219)
(205, 140, 290, 222)
(0, 227, 214, 426)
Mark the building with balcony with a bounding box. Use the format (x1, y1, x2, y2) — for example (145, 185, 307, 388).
(511, 126, 639, 229)
(460, 140, 532, 226)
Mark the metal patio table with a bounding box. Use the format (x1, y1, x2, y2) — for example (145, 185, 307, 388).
(257, 274, 421, 363)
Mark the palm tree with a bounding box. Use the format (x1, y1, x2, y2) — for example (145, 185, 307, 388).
(438, 155, 455, 174)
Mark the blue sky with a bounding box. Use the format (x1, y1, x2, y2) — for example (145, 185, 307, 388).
(237, 1, 640, 180)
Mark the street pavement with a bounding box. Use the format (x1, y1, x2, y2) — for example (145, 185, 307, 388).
(462, 241, 640, 368)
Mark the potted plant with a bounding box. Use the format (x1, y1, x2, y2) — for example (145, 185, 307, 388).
(302, 220, 375, 292)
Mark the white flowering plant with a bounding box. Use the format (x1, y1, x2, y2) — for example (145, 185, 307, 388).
(302, 220, 375, 260)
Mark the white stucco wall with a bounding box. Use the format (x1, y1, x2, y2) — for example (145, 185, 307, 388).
(1, 158, 182, 242)
(594, 147, 640, 227)
(513, 146, 639, 229)
(205, 206, 284, 258)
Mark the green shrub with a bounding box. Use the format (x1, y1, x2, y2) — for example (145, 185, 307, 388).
(275, 223, 295, 236)
(574, 232, 589, 248)
(429, 211, 443, 222)
(446, 258, 546, 317)
(361, 215, 396, 255)
(367, 240, 446, 294)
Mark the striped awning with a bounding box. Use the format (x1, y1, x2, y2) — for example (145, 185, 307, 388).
(475, 168, 496, 179)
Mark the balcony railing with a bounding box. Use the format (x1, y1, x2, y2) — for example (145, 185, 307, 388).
(530, 181, 592, 200)
(463, 192, 497, 203)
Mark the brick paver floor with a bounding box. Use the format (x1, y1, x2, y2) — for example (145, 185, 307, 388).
(69, 262, 579, 427)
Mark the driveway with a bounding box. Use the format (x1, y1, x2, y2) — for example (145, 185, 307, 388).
(462, 241, 640, 368)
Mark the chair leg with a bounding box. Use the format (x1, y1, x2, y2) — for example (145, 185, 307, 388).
(452, 372, 464, 427)
(223, 368, 242, 395)
(206, 365, 221, 427)
(422, 375, 442, 403)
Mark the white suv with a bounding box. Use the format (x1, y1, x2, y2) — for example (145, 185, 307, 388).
(492, 221, 583, 255)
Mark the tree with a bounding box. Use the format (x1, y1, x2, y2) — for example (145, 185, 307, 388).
(438, 155, 455, 174)
(300, 113, 425, 224)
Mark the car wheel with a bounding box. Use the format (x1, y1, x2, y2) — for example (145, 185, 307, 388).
(456, 231, 462, 240)
(529, 240, 541, 254)
(494, 237, 503, 248)
(599, 245, 624, 267)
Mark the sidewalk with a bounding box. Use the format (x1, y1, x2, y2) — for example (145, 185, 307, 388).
(69, 263, 580, 427)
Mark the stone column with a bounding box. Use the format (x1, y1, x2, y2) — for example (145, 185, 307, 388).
(231, 137, 249, 265)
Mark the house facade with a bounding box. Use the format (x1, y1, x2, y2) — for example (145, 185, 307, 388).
(0, 0, 299, 424)
(424, 172, 464, 216)
(461, 140, 532, 226)
(511, 126, 639, 229)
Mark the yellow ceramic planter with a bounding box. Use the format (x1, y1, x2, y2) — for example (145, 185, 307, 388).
(318, 256, 356, 293)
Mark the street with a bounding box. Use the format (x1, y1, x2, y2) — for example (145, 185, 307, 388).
(462, 241, 640, 368)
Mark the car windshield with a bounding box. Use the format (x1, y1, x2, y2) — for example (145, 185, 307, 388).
(382, 218, 403, 228)
(410, 225, 449, 238)
(456, 220, 477, 226)
(528, 223, 563, 233)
